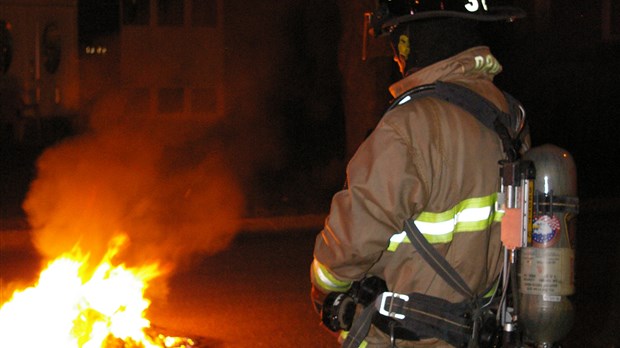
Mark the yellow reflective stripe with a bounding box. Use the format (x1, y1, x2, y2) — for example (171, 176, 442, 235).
(339, 331, 368, 348)
(493, 210, 504, 222)
(419, 231, 454, 244)
(312, 259, 352, 292)
(388, 194, 500, 250)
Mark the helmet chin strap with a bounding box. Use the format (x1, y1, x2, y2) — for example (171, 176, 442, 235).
(392, 53, 420, 77)
(390, 48, 421, 78)
(391, 40, 408, 76)
(393, 54, 407, 77)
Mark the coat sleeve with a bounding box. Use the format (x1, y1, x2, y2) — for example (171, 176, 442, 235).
(311, 115, 430, 293)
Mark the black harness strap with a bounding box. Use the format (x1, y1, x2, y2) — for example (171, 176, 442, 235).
(343, 284, 480, 348)
(401, 219, 488, 348)
(342, 304, 376, 348)
(434, 81, 512, 134)
(403, 219, 474, 299)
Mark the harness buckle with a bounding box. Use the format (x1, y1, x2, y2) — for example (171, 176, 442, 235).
(377, 292, 409, 320)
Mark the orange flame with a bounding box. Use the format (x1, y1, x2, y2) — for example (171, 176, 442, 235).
(0, 235, 170, 347)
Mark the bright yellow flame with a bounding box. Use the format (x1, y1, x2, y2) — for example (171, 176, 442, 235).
(0, 235, 164, 348)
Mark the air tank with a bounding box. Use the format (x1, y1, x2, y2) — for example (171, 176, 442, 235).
(518, 144, 579, 347)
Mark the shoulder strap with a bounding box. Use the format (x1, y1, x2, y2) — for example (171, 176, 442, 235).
(388, 81, 526, 162)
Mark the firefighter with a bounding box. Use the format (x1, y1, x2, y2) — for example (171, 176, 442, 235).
(311, 1, 527, 347)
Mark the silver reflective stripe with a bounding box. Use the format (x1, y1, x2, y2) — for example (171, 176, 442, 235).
(388, 194, 499, 250)
(457, 206, 492, 222)
(414, 219, 454, 236)
(398, 95, 412, 105)
(312, 259, 352, 292)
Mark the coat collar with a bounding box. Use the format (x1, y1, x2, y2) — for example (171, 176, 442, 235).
(388, 46, 502, 98)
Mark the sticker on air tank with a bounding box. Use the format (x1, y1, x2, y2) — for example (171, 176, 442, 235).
(519, 248, 575, 296)
(532, 214, 561, 247)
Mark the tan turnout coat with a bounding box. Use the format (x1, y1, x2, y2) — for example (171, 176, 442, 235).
(312, 47, 529, 347)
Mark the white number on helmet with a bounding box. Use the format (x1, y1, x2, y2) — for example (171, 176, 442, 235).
(465, 0, 488, 12)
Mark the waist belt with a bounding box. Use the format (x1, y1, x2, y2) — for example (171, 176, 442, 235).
(342, 219, 496, 348)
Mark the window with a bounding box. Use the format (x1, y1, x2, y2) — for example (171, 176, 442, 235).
(122, 0, 150, 25)
(158, 0, 184, 26)
(0, 20, 13, 74)
(158, 88, 184, 113)
(191, 0, 218, 27)
(191, 88, 217, 113)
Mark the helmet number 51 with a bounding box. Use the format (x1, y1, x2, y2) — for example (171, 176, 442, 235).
(465, 0, 488, 12)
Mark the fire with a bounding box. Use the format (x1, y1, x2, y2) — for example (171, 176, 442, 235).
(0, 235, 193, 348)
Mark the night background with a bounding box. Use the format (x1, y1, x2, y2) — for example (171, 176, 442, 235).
(1, 0, 619, 346)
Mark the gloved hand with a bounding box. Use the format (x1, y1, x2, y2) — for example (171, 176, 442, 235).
(320, 290, 357, 332)
(311, 285, 349, 338)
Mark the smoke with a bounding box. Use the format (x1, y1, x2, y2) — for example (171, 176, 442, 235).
(20, 0, 343, 286)
(22, 91, 245, 279)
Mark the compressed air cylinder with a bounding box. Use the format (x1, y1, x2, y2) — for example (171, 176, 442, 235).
(519, 144, 579, 346)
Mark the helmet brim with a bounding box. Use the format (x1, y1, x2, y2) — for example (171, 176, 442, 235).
(373, 6, 526, 37)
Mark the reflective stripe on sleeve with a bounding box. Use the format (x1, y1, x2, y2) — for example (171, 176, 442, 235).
(312, 259, 353, 293)
(387, 194, 500, 250)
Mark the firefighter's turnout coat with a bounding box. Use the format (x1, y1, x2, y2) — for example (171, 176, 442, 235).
(312, 47, 529, 347)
